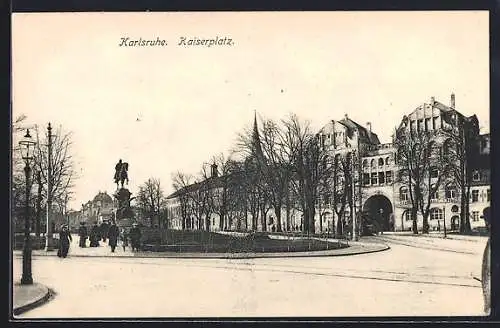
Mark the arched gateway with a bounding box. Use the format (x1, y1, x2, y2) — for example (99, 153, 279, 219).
(362, 195, 394, 233)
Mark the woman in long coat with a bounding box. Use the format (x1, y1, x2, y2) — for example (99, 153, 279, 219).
(57, 225, 72, 258)
(89, 222, 100, 247)
(107, 221, 120, 252)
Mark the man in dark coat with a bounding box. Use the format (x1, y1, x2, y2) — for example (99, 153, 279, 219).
(129, 223, 142, 252)
(107, 220, 120, 253)
(57, 224, 72, 258)
(89, 222, 100, 247)
(100, 220, 109, 242)
(78, 222, 88, 247)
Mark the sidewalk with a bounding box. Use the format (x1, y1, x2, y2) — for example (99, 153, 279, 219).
(12, 234, 389, 259)
(12, 282, 51, 316)
(372, 234, 487, 255)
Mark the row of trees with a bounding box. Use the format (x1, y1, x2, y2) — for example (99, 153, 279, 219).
(170, 114, 361, 235)
(170, 111, 482, 236)
(12, 115, 77, 235)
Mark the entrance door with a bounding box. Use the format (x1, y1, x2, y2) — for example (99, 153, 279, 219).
(362, 195, 394, 233)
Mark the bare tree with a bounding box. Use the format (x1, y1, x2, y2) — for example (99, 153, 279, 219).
(281, 114, 326, 233)
(394, 124, 445, 234)
(441, 113, 480, 234)
(138, 178, 165, 228)
(171, 171, 194, 230)
(12, 119, 78, 236)
(236, 116, 293, 232)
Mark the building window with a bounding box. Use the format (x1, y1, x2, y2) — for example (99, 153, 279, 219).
(378, 172, 385, 184)
(400, 187, 409, 201)
(430, 208, 444, 221)
(378, 158, 384, 166)
(443, 139, 453, 157)
(371, 173, 378, 185)
(432, 116, 438, 130)
(472, 211, 480, 222)
(425, 118, 431, 131)
(472, 190, 479, 202)
(385, 157, 390, 165)
(472, 171, 481, 181)
(430, 167, 439, 178)
(362, 159, 368, 168)
(363, 173, 370, 186)
(445, 184, 457, 199)
(403, 210, 412, 221)
(430, 184, 439, 200)
(417, 120, 424, 132)
(487, 189, 491, 202)
(410, 120, 416, 132)
(371, 159, 376, 168)
(385, 171, 393, 184)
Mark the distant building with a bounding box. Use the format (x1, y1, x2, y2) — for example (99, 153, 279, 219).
(81, 191, 115, 224)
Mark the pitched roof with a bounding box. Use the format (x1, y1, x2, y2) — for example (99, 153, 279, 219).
(338, 117, 380, 144)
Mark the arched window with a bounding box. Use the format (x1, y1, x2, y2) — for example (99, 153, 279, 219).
(442, 138, 453, 157)
(362, 159, 368, 168)
(399, 186, 409, 201)
(445, 184, 457, 199)
(403, 210, 412, 221)
(370, 159, 376, 168)
(430, 184, 439, 200)
(430, 208, 444, 220)
(385, 157, 390, 165)
(334, 154, 341, 166)
(378, 158, 384, 166)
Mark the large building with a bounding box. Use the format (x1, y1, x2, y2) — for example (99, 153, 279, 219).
(80, 191, 115, 224)
(166, 94, 490, 234)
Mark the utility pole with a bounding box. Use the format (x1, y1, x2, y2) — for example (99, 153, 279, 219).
(45, 123, 54, 251)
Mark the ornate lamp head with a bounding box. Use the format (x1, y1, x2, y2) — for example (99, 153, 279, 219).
(19, 129, 36, 164)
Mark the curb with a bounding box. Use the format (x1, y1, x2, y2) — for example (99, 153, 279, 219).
(14, 244, 390, 260)
(13, 285, 52, 316)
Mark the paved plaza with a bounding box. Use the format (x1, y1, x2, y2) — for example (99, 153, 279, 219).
(12, 234, 488, 318)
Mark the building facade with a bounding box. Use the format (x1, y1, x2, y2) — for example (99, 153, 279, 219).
(80, 191, 115, 224)
(166, 94, 490, 234)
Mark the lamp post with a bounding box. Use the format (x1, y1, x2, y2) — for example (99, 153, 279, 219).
(45, 123, 54, 251)
(19, 129, 36, 285)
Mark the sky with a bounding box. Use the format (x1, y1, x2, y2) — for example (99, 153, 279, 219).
(11, 11, 489, 210)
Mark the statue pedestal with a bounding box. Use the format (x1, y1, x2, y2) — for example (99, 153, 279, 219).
(114, 188, 134, 222)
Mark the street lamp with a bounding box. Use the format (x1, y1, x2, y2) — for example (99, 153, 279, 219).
(19, 129, 36, 285)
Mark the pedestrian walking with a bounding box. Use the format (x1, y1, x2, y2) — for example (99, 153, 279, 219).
(78, 222, 88, 247)
(57, 224, 72, 258)
(100, 220, 109, 242)
(129, 223, 142, 252)
(121, 227, 129, 251)
(107, 220, 120, 253)
(89, 222, 100, 247)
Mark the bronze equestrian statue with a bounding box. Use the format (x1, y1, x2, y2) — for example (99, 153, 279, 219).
(114, 159, 129, 189)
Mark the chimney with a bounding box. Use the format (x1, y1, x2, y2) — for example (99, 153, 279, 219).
(450, 93, 455, 108)
(430, 96, 435, 104)
(344, 113, 348, 120)
(366, 122, 372, 132)
(211, 163, 218, 178)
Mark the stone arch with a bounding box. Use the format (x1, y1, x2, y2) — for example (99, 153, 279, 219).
(362, 194, 394, 233)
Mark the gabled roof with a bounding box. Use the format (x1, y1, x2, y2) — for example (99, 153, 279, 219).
(338, 117, 380, 145)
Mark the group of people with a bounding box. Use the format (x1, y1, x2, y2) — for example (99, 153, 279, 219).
(56, 220, 143, 258)
(78, 220, 142, 252)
